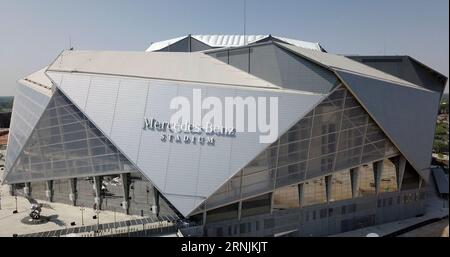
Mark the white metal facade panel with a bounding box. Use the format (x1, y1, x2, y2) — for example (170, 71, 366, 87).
(46, 72, 62, 88)
(84, 76, 120, 137)
(110, 78, 149, 163)
(166, 195, 202, 217)
(195, 87, 235, 197)
(50, 71, 325, 216)
(163, 85, 206, 195)
(51, 73, 91, 110)
(24, 68, 54, 89)
(137, 80, 178, 190)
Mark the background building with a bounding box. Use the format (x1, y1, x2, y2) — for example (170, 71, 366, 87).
(2, 35, 447, 236)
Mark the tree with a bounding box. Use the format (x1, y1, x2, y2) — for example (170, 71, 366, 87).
(434, 122, 449, 154)
(440, 100, 449, 114)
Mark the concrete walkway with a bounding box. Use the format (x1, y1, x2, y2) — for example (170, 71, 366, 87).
(0, 156, 146, 237)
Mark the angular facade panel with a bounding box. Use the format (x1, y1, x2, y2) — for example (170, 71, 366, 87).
(110, 78, 149, 162)
(84, 76, 120, 137)
(347, 56, 448, 94)
(137, 80, 178, 192)
(273, 45, 339, 93)
(207, 43, 339, 93)
(4, 89, 139, 184)
(51, 73, 91, 110)
(335, 69, 441, 174)
(48, 71, 325, 216)
(4, 83, 51, 175)
(199, 86, 400, 213)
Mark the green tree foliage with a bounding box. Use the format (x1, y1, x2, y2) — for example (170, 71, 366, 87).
(440, 95, 449, 114)
(434, 122, 449, 154)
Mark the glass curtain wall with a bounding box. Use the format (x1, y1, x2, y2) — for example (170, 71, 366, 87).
(6, 89, 139, 183)
(198, 85, 400, 213)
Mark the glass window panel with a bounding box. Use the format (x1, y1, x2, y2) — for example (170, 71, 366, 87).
(328, 87, 346, 100)
(241, 169, 275, 198)
(302, 178, 327, 207)
(335, 147, 362, 171)
(206, 171, 242, 210)
(338, 128, 364, 150)
(312, 112, 341, 137)
(309, 133, 338, 159)
(273, 185, 300, 210)
(243, 149, 277, 174)
(241, 193, 271, 218)
(357, 164, 376, 196)
(379, 159, 398, 193)
(384, 141, 399, 156)
(315, 100, 343, 115)
(52, 179, 72, 205)
(330, 170, 352, 202)
(362, 142, 384, 163)
(276, 161, 306, 187)
(206, 203, 239, 223)
(307, 153, 335, 179)
(64, 130, 87, 142)
(344, 95, 360, 108)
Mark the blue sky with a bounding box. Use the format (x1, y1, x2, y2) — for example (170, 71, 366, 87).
(0, 0, 448, 96)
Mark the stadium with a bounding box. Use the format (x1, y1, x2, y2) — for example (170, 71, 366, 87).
(2, 34, 447, 236)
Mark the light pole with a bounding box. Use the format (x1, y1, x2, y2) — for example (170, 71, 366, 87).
(95, 209, 100, 231)
(113, 207, 117, 232)
(14, 195, 17, 212)
(80, 205, 85, 226)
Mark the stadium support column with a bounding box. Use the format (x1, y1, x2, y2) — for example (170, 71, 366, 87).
(238, 201, 243, 219)
(395, 156, 406, 191)
(373, 161, 384, 195)
(350, 167, 360, 198)
(69, 178, 77, 206)
(418, 178, 424, 190)
(45, 180, 53, 202)
(9, 184, 15, 196)
(298, 183, 304, 207)
(23, 182, 31, 197)
(152, 186, 160, 217)
(325, 175, 333, 203)
(202, 207, 207, 226)
(121, 173, 130, 214)
(93, 176, 102, 210)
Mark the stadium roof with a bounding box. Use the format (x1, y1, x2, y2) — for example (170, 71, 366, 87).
(18, 67, 53, 96)
(275, 42, 429, 91)
(146, 34, 325, 52)
(46, 50, 282, 89)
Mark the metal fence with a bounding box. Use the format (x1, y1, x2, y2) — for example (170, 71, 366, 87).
(18, 214, 180, 237)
